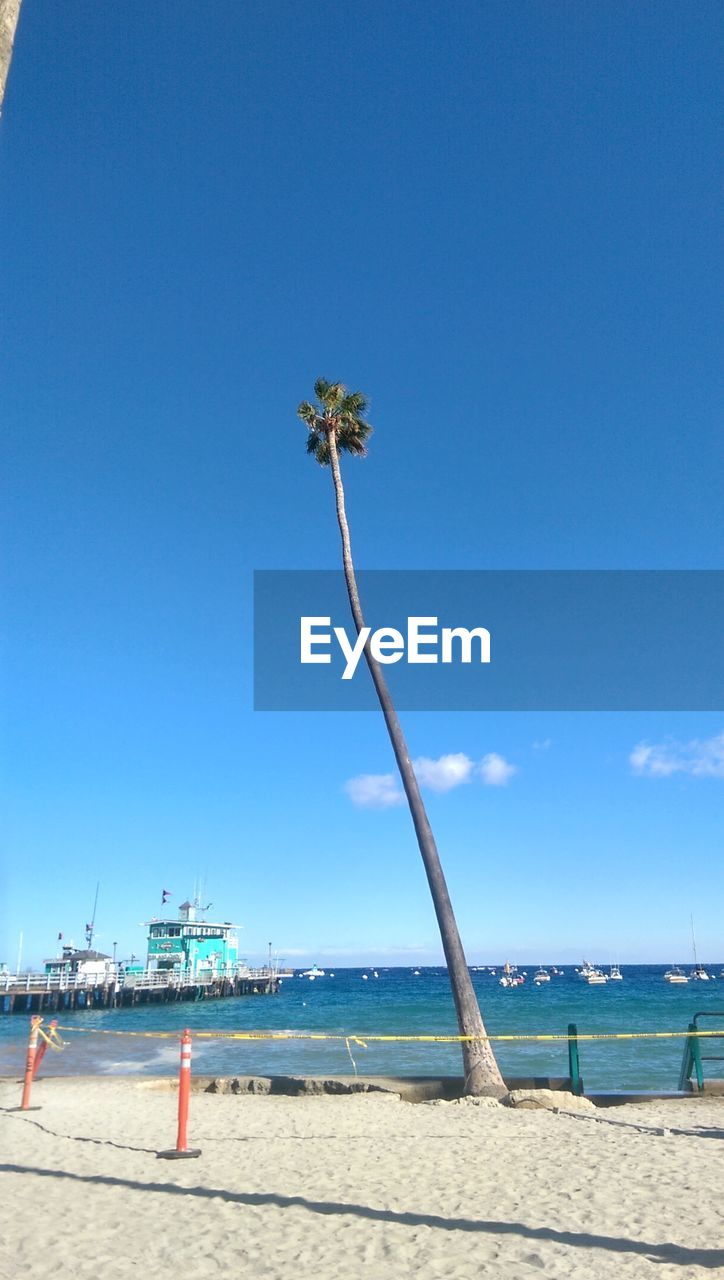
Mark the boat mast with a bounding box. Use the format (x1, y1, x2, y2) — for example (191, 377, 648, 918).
(690, 913, 699, 968)
(86, 881, 100, 950)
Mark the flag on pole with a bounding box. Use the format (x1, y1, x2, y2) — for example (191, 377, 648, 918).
(162, 889, 171, 905)
(57, 932, 63, 941)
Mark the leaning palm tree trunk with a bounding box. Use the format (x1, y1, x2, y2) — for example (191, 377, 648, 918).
(326, 429, 505, 1096)
(0, 0, 22, 115)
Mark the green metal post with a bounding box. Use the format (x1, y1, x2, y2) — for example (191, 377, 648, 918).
(678, 1026, 693, 1091)
(678, 1022, 705, 1092)
(567, 1023, 583, 1095)
(690, 1026, 705, 1092)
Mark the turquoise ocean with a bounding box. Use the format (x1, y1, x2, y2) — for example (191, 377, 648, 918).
(1, 965, 723, 1092)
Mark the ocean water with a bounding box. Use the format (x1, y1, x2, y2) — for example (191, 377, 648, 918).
(1, 965, 723, 1093)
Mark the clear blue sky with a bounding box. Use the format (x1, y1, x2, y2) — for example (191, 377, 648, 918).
(2, 1, 722, 968)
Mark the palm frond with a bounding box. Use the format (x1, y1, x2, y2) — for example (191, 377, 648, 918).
(313, 377, 332, 402)
(338, 415, 372, 439)
(340, 391, 368, 417)
(339, 412, 372, 437)
(312, 439, 331, 466)
(326, 382, 346, 409)
(297, 400, 319, 427)
(338, 421, 371, 456)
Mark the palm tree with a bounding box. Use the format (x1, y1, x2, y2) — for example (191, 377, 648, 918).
(298, 379, 505, 1096)
(0, 0, 22, 116)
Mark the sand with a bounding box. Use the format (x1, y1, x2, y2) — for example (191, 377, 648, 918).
(1, 1076, 723, 1279)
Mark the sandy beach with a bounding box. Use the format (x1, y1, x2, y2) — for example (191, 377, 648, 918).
(1, 1076, 722, 1279)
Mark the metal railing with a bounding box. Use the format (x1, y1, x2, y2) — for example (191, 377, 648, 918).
(679, 1011, 724, 1092)
(1, 964, 280, 994)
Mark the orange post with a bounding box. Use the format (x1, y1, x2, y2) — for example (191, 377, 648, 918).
(177, 1027, 192, 1150)
(12, 1016, 43, 1111)
(157, 1028, 201, 1159)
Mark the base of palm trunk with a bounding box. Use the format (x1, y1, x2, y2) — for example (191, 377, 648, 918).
(461, 1041, 507, 1098)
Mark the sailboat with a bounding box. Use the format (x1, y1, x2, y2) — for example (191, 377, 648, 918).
(689, 916, 711, 982)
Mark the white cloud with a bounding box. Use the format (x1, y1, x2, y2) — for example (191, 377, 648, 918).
(345, 750, 518, 808)
(532, 738, 552, 751)
(479, 753, 518, 786)
(344, 773, 405, 809)
(630, 733, 724, 779)
(413, 752, 474, 792)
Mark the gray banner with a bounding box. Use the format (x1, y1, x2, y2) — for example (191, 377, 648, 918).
(253, 570, 724, 711)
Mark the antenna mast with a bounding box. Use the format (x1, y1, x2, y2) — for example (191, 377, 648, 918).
(86, 881, 100, 950)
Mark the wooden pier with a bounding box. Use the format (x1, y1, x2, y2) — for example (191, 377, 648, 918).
(1, 967, 282, 1015)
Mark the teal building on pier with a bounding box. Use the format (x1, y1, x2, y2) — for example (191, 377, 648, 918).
(146, 899, 240, 977)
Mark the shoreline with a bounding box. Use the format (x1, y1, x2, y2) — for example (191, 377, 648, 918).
(2, 1068, 717, 1107)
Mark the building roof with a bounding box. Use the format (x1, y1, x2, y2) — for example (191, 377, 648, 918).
(145, 918, 239, 929)
(46, 949, 111, 963)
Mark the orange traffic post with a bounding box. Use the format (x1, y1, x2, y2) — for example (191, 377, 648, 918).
(157, 1028, 201, 1159)
(10, 1016, 44, 1111)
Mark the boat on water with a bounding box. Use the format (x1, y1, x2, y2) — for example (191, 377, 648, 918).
(579, 960, 608, 985)
(687, 916, 712, 982)
(299, 965, 326, 979)
(609, 964, 623, 981)
(664, 966, 689, 984)
(533, 967, 550, 985)
(499, 962, 525, 987)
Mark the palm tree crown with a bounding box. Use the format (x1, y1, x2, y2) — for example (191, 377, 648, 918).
(298, 378, 372, 466)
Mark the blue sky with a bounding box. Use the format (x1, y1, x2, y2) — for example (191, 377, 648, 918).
(2, 1, 722, 968)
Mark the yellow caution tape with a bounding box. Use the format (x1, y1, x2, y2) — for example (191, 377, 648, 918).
(50, 1025, 724, 1043)
(36, 1023, 66, 1051)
